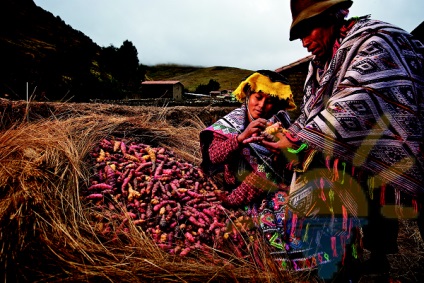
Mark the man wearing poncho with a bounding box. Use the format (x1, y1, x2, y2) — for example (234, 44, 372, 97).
(262, 0, 424, 280)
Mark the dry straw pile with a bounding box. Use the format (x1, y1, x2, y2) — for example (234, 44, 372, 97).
(0, 100, 310, 282)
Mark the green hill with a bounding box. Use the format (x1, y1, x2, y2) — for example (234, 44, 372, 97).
(144, 64, 254, 92)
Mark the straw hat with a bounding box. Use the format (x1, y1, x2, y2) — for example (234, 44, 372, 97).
(290, 0, 353, 40)
(232, 70, 296, 111)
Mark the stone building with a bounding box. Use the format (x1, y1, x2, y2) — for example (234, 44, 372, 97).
(141, 81, 184, 101)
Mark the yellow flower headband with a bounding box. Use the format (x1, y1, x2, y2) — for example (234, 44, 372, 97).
(232, 71, 296, 110)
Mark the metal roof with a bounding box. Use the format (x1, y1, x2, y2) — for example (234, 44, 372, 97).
(275, 55, 314, 73)
(141, 81, 181, 85)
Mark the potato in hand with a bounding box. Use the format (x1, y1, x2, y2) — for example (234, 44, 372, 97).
(261, 122, 284, 142)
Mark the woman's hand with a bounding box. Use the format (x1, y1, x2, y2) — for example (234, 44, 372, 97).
(237, 118, 267, 143)
(261, 133, 294, 154)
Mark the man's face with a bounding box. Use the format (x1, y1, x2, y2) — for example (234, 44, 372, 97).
(300, 25, 335, 59)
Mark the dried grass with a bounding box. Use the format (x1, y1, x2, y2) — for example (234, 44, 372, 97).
(0, 101, 313, 282)
(1, 100, 423, 282)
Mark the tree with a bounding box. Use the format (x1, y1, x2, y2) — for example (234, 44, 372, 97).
(116, 40, 139, 90)
(99, 40, 142, 93)
(100, 45, 119, 73)
(195, 79, 220, 94)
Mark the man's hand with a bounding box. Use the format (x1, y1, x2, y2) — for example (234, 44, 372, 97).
(261, 133, 294, 154)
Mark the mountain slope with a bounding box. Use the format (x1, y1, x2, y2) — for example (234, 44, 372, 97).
(145, 65, 253, 92)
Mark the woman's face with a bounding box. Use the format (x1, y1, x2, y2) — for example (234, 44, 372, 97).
(247, 92, 275, 121)
(300, 24, 335, 59)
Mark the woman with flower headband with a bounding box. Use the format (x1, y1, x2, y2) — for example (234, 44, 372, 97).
(199, 70, 296, 209)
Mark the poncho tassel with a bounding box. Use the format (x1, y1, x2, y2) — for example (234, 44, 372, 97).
(352, 243, 358, 259)
(380, 183, 386, 206)
(325, 155, 331, 171)
(320, 177, 326, 201)
(329, 189, 335, 214)
(290, 213, 298, 238)
(303, 223, 310, 242)
(332, 158, 339, 182)
(342, 205, 348, 231)
(341, 162, 346, 185)
(413, 198, 418, 213)
(331, 236, 338, 257)
(341, 235, 347, 265)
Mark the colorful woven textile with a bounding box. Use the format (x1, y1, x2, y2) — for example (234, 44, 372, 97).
(246, 163, 363, 276)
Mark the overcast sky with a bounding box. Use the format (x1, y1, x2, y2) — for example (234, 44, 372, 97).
(33, 0, 423, 71)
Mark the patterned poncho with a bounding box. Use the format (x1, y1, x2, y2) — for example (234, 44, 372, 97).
(266, 17, 424, 278)
(289, 16, 424, 198)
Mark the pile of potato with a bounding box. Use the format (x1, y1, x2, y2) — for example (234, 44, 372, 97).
(83, 138, 257, 258)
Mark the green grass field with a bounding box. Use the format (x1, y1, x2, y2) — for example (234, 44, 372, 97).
(145, 64, 254, 92)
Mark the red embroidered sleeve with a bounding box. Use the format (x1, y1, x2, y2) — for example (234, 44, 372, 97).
(207, 132, 284, 207)
(208, 133, 239, 164)
(224, 171, 280, 207)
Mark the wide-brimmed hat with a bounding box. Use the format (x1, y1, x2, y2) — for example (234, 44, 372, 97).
(232, 70, 296, 110)
(290, 0, 353, 40)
